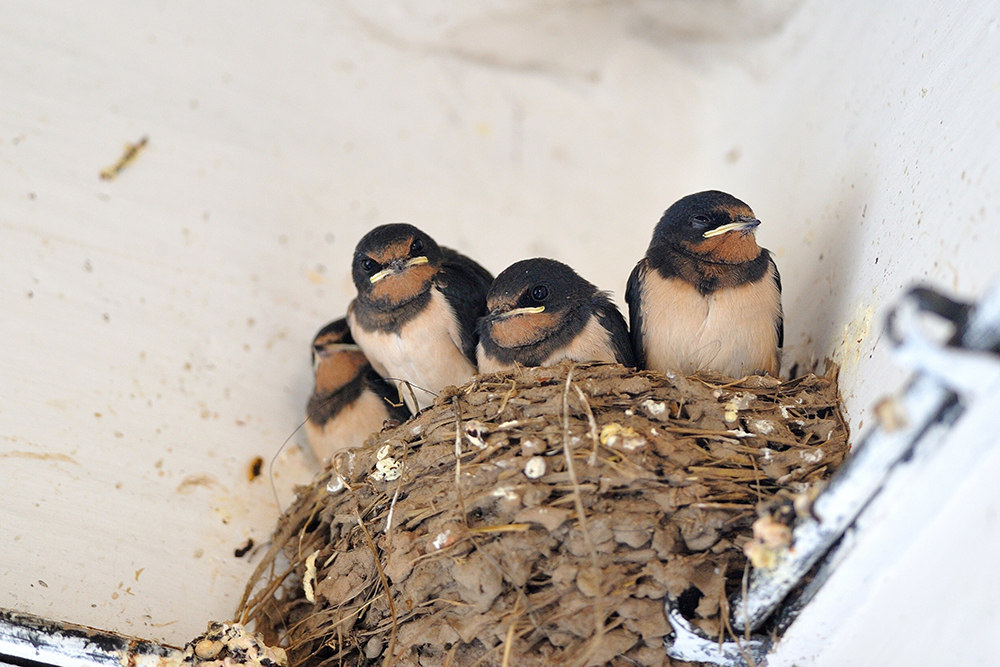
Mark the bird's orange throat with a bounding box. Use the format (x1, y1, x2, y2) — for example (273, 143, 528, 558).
(488, 311, 560, 348)
(689, 232, 761, 265)
(369, 264, 437, 307)
(314, 351, 369, 394)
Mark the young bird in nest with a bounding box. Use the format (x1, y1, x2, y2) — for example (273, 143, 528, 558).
(477, 257, 635, 372)
(626, 191, 783, 377)
(306, 318, 410, 461)
(348, 223, 493, 412)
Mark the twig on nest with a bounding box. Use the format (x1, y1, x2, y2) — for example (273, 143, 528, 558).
(356, 508, 398, 667)
(573, 384, 601, 466)
(500, 594, 526, 667)
(721, 576, 758, 667)
(496, 378, 517, 417)
(452, 397, 468, 526)
(561, 366, 605, 667)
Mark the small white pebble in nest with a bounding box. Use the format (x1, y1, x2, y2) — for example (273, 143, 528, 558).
(723, 392, 756, 422)
(744, 515, 793, 569)
(194, 639, 223, 659)
(373, 456, 402, 481)
(326, 475, 345, 493)
(520, 438, 545, 456)
(303, 550, 319, 603)
(185, 622, 287, 667)
(748, 418, 776, 435)
(799, 448, 824, 464)
(464, 420, 488, 449)
(492, 486, 519, 501)
(640, 399, 667, 417)
(754, 515, 793, 549)
(599, 423, 647, 451)
(365, 636, 383, 661)
(432, 528, 458, 550)
(524, 456, 546, 479)
(743, 540, 778, 570)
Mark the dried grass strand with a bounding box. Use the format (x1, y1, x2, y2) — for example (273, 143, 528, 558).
(355, 508, 398, 667)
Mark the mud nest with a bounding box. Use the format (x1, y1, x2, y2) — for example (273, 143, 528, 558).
(238, 361, 848, 667)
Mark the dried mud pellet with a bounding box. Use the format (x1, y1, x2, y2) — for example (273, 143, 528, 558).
(364, 636, 383, 660)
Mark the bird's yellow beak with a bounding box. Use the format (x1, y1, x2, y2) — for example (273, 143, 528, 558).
(369, 268, 394, 283)
(405, 256, 429, 268)
(324, 343, 363, 353)
(702, 218, 761, 238)
(369, 255, 429, 283)
(496, 305, 546, 318)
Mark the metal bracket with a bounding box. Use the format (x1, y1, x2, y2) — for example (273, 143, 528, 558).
(0, 608, 179, 667)
(732, 283, 1000, 632)
(664, 282, 1000, 665)
(663, 598, 769, 667)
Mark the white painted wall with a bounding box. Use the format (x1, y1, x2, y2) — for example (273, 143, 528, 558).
(2, 0, 998, 660)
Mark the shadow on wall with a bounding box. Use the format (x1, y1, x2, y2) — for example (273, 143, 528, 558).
(337, 0, 805, 80)
(783, 160, 872, 378)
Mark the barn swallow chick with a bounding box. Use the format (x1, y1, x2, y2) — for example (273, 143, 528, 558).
(626, 190, 783, 378)
(348, 223, 493, 412)
(476, 258, 635, 372)
(305, 318, 410, 462)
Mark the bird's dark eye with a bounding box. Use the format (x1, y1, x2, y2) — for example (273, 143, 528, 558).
(690, 214, 711, 227)
(410, 239, 423, 254)
(530, 285, 549, 302)
(360, 258, 376, 272)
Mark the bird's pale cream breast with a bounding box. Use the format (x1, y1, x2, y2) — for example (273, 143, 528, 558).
(539, 315, 617, 367)
(641, 262, 780, 377)
(306, 389, 390, 461)
(351, 288, 476, 412)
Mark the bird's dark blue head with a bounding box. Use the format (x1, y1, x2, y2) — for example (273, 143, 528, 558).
(352, 223, 444, 306)
(481, 258, 597, 348)
(312, 318, 353, 359)
(649, 190, 763, 263)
